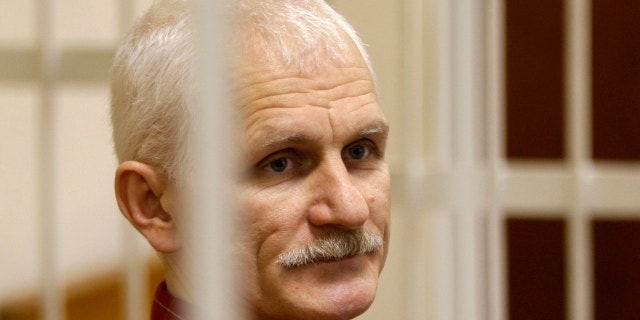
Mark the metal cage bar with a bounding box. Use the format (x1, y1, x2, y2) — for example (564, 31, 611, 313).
(401, 0, 428, 317)
(450, 0, 485, 319)
(37, 0, 64, 319)
(189, 1, 239, 319)
(566, 0, 594, 318)
(116, 1, 148, 320)
(486, 0, 507, 318)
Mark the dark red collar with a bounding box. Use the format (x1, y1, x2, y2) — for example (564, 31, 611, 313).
(151, 281, 191, 320)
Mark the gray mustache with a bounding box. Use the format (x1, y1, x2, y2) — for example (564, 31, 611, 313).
(276, 229, 384, 269)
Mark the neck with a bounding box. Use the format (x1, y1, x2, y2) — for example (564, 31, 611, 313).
(161, 253, 195, 303)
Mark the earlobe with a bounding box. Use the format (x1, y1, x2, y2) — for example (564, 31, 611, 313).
(115, 161, 182, 253)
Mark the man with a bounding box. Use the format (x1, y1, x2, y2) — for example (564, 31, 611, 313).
(110, 0, 391, 319)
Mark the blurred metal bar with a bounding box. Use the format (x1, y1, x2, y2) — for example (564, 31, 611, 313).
(566, 0, 594, 318)
(422, 0, 455, 318)
(0, 50, 39, 82)
(36, 0, 64, 319)
(402, 0, 425, 209)
(189, 1, 239, 319)
(117, 1, 146, 319)
(0, 49, 113, 83)
(485, 0, 507, 319)
(432, 0, 453, 169)
(123, 226, 145, 320)
(401, 0, 428, 318)
(451, 0, 484, 318)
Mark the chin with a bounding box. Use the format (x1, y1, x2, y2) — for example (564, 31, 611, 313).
(276, 293, 376, 320)
(250, 253, 383, 320)
(281, 271, 378, 320)
(314, 295, 375, 320)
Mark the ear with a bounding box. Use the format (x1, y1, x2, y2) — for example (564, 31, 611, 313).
(115, 161, 182, 253)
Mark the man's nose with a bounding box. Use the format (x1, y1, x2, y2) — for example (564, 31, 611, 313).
(306, 156, 369, 229)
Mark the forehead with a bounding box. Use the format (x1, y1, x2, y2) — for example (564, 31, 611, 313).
(236, 66, 375, 112)
(236, 39, 375, 107)
(235, 58, 387, 158)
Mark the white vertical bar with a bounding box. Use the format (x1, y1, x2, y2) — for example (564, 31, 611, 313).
(566, 0, 593, 319)
(430, 0, 453, 165)
(440, 1, 455, 317)
(435, 0, 453, 172)
(117, 1, 146, 319)
(189, 1, 239, 320)
(402, 0, 425, 207)
(37, 0, 63, 319)
(427, 0, 455, 318)
(402, 0, 428, 319)
(485, 0, 507, 319)
(451, 0, 484, 319)
(122, 227, 146, 320)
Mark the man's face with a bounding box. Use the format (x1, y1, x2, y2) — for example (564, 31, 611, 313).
(234, 46, 391, 320)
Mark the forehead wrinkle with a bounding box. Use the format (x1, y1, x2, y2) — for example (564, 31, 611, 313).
(326, 103, 388, 145)
(236, 76, 312, 108)
(327, 92, 378, 112)
(241, 79, 376, 116)
(236, 66, 374, 109)
(243, 105, 318, 134)
(243, 106, 329, 146)
(236, 65, 370, 92)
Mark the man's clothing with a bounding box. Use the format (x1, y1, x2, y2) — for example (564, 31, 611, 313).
(151, 281, 190, 320)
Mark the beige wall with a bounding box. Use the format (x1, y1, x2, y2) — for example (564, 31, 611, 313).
(0, 0, 155, 304)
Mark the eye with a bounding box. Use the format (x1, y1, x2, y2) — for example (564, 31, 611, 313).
(348, 145, 368, 160)
(266, 157, 292, 173)
(343, 142, 373, 161)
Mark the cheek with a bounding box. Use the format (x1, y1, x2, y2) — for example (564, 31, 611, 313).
(237, 194, 272, 255)
(237, 186, 306, 262)
(235, 194, 277, 297)
(363, 174, 391, 241)
(363, 173, 391, 214)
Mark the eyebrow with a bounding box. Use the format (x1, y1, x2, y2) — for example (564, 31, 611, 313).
(357, 123, 389, 138)
(266, 133, 316, 147)
(251, 132, 319, 158)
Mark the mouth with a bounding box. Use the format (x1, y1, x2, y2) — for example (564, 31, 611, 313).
(313, 253, 359, 264)
(286, 251, 377, 270)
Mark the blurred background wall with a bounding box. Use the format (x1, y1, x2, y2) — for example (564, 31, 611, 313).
(0, 1, 156, 319)
(1, 0, 640, 319)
